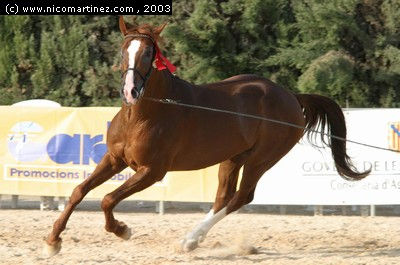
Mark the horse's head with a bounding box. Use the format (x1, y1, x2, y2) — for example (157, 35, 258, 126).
(119, 16, 167, 105)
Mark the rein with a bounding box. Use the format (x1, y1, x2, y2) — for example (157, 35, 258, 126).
(143, 96, 400, 154)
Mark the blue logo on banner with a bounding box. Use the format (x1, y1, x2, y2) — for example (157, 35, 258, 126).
(8, 121, 108, 165)
(7, 121, 47, 162)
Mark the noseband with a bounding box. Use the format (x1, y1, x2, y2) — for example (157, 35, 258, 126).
(121, 34, 156, 101)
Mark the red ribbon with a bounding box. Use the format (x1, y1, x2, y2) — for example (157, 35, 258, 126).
(154, 42, 176, 73)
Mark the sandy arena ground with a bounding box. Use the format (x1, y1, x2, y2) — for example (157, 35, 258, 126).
(1, 206, 400, 265)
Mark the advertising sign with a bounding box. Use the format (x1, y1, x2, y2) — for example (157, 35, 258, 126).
(0, 106, 219, 202)
(2, 106, 400, 205)
(253, 109, 400, 205)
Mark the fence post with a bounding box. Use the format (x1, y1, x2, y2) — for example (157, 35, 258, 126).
(370, 205, 376, 217)
(156, 201, 165, 215)
(40, 196, 55, 211)
(58, 197, 66, 211)
(11, 195, 18, 209)
(279, 205, 287, 215)
(314, 205, 323, 216)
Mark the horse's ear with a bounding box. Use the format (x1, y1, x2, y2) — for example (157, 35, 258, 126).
(119, 16, 128, 35)
(154, 22, 167, 36)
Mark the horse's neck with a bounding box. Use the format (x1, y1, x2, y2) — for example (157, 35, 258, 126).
(125, 69, 178, 120)
(146, 69, 174, 99)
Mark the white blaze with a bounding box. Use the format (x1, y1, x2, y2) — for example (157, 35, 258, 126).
(124, 40, 141, 103)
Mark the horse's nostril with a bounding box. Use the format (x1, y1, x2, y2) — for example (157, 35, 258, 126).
(131, 87, 139, 99)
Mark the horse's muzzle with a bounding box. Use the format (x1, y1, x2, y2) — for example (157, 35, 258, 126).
(121, 86, 139, 105)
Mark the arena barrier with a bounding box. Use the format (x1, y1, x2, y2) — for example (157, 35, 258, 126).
(1, 106, 400, 205)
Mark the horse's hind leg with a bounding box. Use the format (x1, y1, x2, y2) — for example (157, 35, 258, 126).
(225, 161, 277, 214)
(44, 153, 126, 257)
(181, 151, 250, 251)
(180, 158, 278, 252)
(100, 166, 166, 239)
(212, 160, 242, 212)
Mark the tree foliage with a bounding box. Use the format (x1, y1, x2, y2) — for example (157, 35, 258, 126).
(1, 1, 400, 107)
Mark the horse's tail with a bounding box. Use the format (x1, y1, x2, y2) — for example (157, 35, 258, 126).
(295, 93, 370, 181)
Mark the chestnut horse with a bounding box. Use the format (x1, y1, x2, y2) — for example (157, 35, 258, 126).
(44, 17, 370, 256)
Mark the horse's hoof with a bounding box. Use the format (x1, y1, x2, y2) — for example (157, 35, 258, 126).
(198, 234, 206, 243)
(43, 239, 62, 257)
(119, 227, 132, 240)
(181, 238, 198, 252)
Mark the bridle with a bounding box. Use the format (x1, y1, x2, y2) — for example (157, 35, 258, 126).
(121, 33, 156, 101)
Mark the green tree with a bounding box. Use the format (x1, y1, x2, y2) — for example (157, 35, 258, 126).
(298, 51, 355, 103)
(0, 16, 36, 104)
(1, 16, 123, 106)
(165, 0, 296, 85)
(1, 1, 400, 108)
(268, 0, 400, 107)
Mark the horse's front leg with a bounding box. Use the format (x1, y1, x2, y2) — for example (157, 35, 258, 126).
(101, 166, 166, 239)
(44, 153, 126, 257)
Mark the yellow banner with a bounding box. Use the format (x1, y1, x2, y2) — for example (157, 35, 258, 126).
(0, 106, 219, 202)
